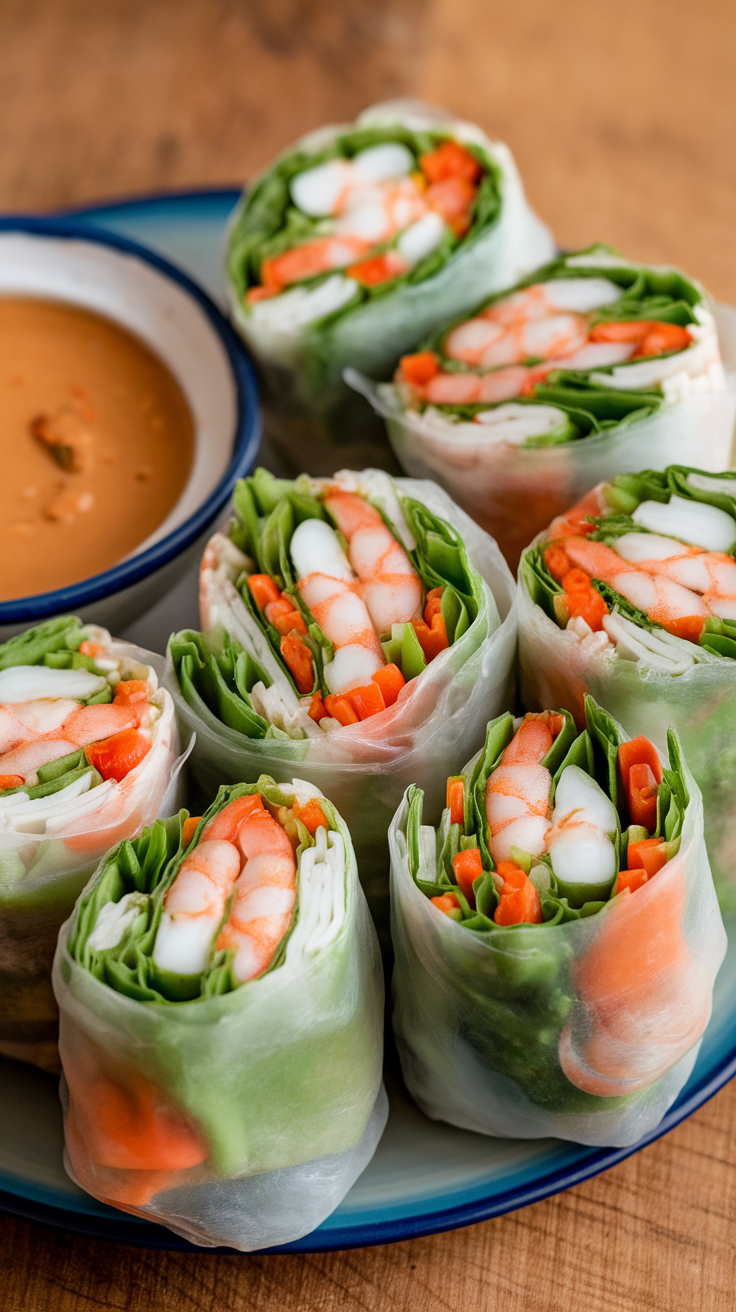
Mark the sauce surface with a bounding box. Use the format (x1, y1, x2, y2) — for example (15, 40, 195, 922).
(0, 297, 194, 599)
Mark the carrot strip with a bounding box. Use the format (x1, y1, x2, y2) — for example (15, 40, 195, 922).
(627, 836, 670, 878)
(618, 737, 663, 791)
(86, 729, 151, 782)
(616, 868, 649, 895)
(431, 892, 462, 917)
(347, 251, 408, 285)
(0, 775, 23, 790)
(307, 691, 328, 723)
(293, 798, 328, 835)
(420, 141, 482, 185)
(348, 682, 386, 720)
(280, 634, 314, 694)
(494, 862, 543, 926)
(247, 574, 281, 610)
(181, 816, 201, 846)
(452, 848, 482, 908)
(446, 778, 465, 826)
(400, 352, 440, 386)
(628, 762, 660, 831)
(323, 694, 360, 726)
(371, 663, 405, 706)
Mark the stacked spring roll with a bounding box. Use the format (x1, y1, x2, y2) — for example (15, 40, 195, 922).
(54, 777, 386, 1251)
(352, 245, 735, 566)
(519, 465, 736, 912)
(389, 697, 725, 1146)
(166, 467, 515, 940)
(226, 99, 553, 472)
(0, 616, 181, 1071)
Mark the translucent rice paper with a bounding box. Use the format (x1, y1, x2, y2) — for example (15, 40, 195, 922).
(53, 784, 386, 1251)
(517, 541, 736, 914)
(0, 643, 183, 1072)
(166, 474, 516, 943)
(389, 738, 725, 1147)
(227, 99, 554, 475)
(355, 304, 736, 570)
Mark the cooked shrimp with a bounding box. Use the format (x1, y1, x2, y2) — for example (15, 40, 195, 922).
(290, 517, 385, 694)
(324, 489, 423, 635)
(247, 139, 483, 300)
(216, 799, 297, 982)
(399, 274, 695, 412)
(486, 715, 554, 863)
(561, 536, 710, 633)
(153, 838, 241, 977)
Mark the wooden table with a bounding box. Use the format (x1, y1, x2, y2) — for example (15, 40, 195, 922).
(2, 1, 736, 1307)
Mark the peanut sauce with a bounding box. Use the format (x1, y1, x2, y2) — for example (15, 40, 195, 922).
(0, 297, 195, 599)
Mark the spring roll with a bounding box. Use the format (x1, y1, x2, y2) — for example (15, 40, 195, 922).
(0, 615, 181, 1070)
(166, 467, 515, 943)
(352, 245, 735, 567)
(519, 464, 736, 911)
(226, 99, 553, 472)
(390, 697, 725, 1146)
(54, 777, 386, 1251)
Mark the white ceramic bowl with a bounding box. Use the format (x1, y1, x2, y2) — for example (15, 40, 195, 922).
(0, 217, 261, 638)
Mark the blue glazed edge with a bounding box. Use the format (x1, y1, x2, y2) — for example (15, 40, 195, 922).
(0, 213, 261, 622)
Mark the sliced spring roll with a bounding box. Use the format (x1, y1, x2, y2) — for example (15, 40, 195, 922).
(352, 245, 735, 566)
(519, 464, 736, 911)
(390, 697, 725, 1146)
(54, 777, 386, 1251)
(0, 616, 182, 1070)
(166, 468, 515, 942)
(226, 99, 553, 472)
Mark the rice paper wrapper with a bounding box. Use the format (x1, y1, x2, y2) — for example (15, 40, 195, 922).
(517, 551, 736, 914)
(166, 476, 516, 945)
(389, 741, 725, 1147)
(355, 300, 736, 569)
(226, 100, 554, 475)
(0, 643, 184, 1072)
(53, 789, 386, 1251)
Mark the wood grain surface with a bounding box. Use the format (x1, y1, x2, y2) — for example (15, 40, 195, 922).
(2, 1, 736, 1308)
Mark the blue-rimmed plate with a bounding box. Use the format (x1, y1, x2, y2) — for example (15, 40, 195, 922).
(0, 189, 734, 1253)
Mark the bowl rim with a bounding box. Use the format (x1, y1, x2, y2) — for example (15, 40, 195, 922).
(0, 214, 261, 622)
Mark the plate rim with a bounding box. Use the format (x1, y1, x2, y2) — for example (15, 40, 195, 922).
(1, 186, 734, 1255)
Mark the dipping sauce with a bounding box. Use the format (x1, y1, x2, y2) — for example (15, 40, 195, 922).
(0, 297, 195, 599)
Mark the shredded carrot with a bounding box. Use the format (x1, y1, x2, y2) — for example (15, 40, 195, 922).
(446, 778, 465, 826)
(589, 320, 652, 344)
(0, 775, 23, 790)
(181, 816, 201, 846)
(420, 141, 482, 185)
(431, 891, 462, 917)
(452, 848, 482, 908)
(400, 352, 440, 386)
(113, 679, 150, 705)
(86, 729, 151, 782)
(627, 836, 670, 878)
(616, 868, 649, 895)
(323, 693, 360, 726)
(293, 797, 328, 835)
(371, 663, 405, 706)
(348, 682, 386, 720)
(247, 574, 281, 610)
(493, 862, 543, 926)
(280, 634, 314, 694)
